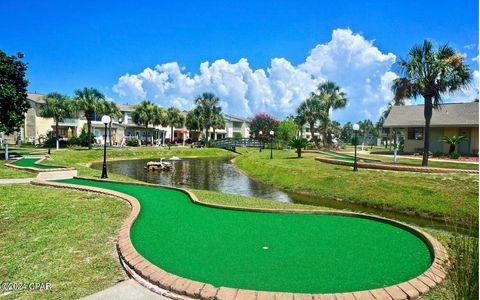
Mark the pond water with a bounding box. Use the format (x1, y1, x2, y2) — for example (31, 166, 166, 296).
(92, 157, 457, 232)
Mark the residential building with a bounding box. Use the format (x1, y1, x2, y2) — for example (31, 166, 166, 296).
(383, 102, 479, 155)
(1, 93, 253, 146)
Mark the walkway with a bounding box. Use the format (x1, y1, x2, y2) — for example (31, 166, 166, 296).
(81, 279, 166, 300)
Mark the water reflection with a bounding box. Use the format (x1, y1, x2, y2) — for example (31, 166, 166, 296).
(92, 157, 458, 232)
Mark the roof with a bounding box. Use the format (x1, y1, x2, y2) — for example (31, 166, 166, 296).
(27, 93, 45, 103)
(224, 114, 251, 123)
(383, 102, 479, 128)
(118, 104, 134, 112)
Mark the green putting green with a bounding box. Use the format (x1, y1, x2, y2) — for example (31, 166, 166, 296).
(11, 157, 63, 169)
(57, 178, 433, 293)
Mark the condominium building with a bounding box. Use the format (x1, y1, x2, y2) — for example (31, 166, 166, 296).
(1, 93, 252, 146)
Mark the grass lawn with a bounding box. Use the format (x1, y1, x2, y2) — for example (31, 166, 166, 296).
(0, 161, 35, 179)
(235, 148, 478, 222)
(0, 185, 130, 300)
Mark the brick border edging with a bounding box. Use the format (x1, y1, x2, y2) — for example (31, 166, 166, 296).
(31, 177, 449, 300)
(4, 156, 75, 173)
(315, 156, 478, 174)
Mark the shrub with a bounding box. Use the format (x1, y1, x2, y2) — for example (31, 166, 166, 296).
(233, 132, 242, 139)
(126, 139, 140, 147)
(288, 138, 312, 158)
(449, 152, 460, 159)
(432, 151, 444, 158)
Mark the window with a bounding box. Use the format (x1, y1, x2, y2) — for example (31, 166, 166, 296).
(407, 128, 423, 140)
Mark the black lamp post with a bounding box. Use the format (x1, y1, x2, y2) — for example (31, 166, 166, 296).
(353, 123, 360, 171)
(269, 130, 274, 159)
(258, 130, 263, 152)
(101, 115, 111, 179)
(47, 128, 53, 155)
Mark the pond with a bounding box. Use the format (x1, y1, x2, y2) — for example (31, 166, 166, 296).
(91, 157, 456, 232)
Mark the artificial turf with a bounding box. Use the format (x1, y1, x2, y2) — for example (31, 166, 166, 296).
(11, 157, 64, 169)
(57, 178, 433, 294)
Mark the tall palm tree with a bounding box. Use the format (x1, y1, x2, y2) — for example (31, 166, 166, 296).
(165, 107, 185, 144)
(296, 96, 325, 147)
(39, 92, 74, 147)
(185, 109, 203, 140)
(392, 40, 471, 166)
(74, 88, 105, 149)
(131, 100, 159, 145)
(99, 100, 122, 146)
(313, 81, 348, 146)
(194, 92, 222, 144)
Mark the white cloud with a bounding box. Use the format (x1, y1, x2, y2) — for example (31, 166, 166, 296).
(112, 28, 477, 123)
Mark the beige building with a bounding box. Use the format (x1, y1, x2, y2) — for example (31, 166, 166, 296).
(383, 102, 479, 155)
(1, 93, 253, 146)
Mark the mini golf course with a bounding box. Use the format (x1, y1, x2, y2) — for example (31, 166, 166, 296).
(54, 178, 435, 294)
(9, 157, 65, 170)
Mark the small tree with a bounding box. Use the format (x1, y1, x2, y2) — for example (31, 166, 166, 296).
(74, 87, 105, 149)
(165, 107, 185, 144)
(39, 92, 74, 146)
(288, 138, 312, 158)
(440, 135, 468, 154)
(249, 112, 279, 143)
(0, 51, 29, 135)
(99, 100, 122, 146)
(277, 118, 299, 142)
(194, 92, 222, 144)
(131, 100, 159, 145)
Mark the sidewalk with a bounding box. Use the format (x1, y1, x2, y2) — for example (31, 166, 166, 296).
(81, 280, 167, 300)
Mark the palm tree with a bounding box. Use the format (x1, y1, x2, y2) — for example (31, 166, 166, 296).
(296, 96, 325, 147)
(99, 100, 122, 146)
(39, 92, 74, 147)
(211, 112, 225, 140)
(131, 100, 159, 145)
(165, 107, 185, 144)
(294, 114, 307, 138)
(185, 109, 203, 140)
(74, 88, 105, 149)
(313, 81, 348, 146)
(194, 92, 222, 144)
(288, 138, 312, 158)
(440, 135, 468, 154)
(392, 40, 471, 166)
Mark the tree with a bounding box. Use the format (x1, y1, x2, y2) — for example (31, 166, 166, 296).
(340, 122, 353, 142)
(277, 118, 299, 142)
(296, 96, 325, 147)
(392, 40, 471, 166)
(74, 87, 105, 149)
(326, 120, 342, 145)
(288, 138, 312, 158)
(39, 92, 74, 146)
(165, 107, 185, 144)
(313, 81, 348, 146)
(211, 112, 225, 140)
(132, 100, 160, 145)
(185, 109, 203, 141)
(440, 135, 468, 154)
(358, 119, 377, 145)
(99, 100, 122, 146)
(249, 112, 280, 143)
(194, 92, 222, 144)
(0, 51, 29, 135)
(293, 114, 307, 137)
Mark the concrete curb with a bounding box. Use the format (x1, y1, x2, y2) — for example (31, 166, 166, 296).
(31, 177, 450, 300)
(315, 156, 478, 174)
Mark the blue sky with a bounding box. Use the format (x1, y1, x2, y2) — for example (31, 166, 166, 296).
(1, 0, 478, 122)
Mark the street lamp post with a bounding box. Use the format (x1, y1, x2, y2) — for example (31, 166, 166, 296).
(352, 123, 360, 171)
(269, 130, 274, 159)
(258, 130, 263, 152)
(46, 128, 53, 155)
(101, 115, 111, 179)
